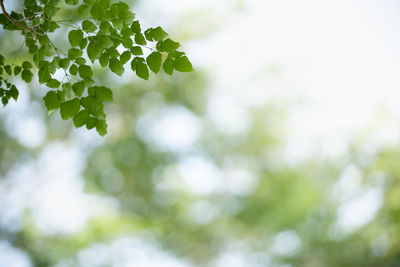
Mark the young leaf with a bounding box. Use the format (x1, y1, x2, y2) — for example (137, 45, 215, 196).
(136, 62, 149, 80)
(9, 85, 18, 100)
(68, 48, 83, 60)
(95, 119, 107, 136)
(173, 56, 193, 72)
(88, 86, 113, 101)
(130, 46, 143, 55)
(109, 58, 124, 76)
(146, 52, 162, 74)
(163, 57, 174, 75)
(22, 61, 33, 69)
(75, 57, 87, 65)
(60, 98, 80, 120)
(78, 4, 90, 17)
(163, 38, 180, 52)
(131, 21, 141, 33)
(38, 67, 51, 83)
(14, 66, 22, 75)
(46, 78, 61, 88)
(120, 51, 131, 64)
(134, 33, 146, 45)
(60, 58, 70, 69)
(69, 64, 78, 75)
(81, 96, 102, 111)
(73, 110, 90, 127)
(21, 69, 33, 82)
(90, 1, 106, 20)
(151, 26, 168, 41)
(87, 42, 102, 62)
(72, 81, 85, 96)
(79, 65, 93, 78)
(99, 53, 109, 67)
(82, 20, 97, 33)
(43, 91, 60, 111)
(68, 30, 83, 47)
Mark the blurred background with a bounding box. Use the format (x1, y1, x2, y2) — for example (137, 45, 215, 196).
(1, 0, 400, 266)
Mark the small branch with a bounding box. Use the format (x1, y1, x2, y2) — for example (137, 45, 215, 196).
(0, 0, 37, 39)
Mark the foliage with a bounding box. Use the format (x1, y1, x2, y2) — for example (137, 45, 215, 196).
(0, 0, 193, 136)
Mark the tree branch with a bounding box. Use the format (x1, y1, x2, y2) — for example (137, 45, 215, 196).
(0, 0, 36, 39)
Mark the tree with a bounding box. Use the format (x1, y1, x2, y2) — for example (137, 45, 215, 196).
(0, 0, 193, 136)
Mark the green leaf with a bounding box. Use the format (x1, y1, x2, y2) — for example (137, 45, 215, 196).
(163, 38, 180, 52)
(88, 86, 113, 101)
(68, 30, 83, 47)
(82, 20, 97, 33)
(14, 66, 22, 75)
(151, 26, 168, 41)
(119, 10, 135, 25)
(4, 65, 11, 75)
(81, 96, 102, 111)
(109, 58, 124, 76)
(46, 78, 60, 88)
(121, 27, 133, 38)
(21, 69, 33, 82)
(68, 48, 83, 60)
(121, 38, 133, 48)
(130, 46, 143, 55)
(65, 0, 78, 5)
(69, 64, 78, 75)
(95, 119, 107, 136)
(9, 85, 18, 101)
(72, 81, 85, 96)
(109, 4, 119, 18)
(84, 0, 95, 5)
(38, 67, 51, 83)
(120, 51, 131, 64)
(22, 61, 33, 69)
(60, 58, 70, 69)
(99, 21, 111, 33)
(73, 110, 90, 127)
(163, 57, 174, 75)
(98, 36, 113, 49)
(136, 62, 149, 80)
(60, 98, 80, 120)
(86, 116, 96, 129)
(62, 82, 73, 98)
(75, 57, 87, 65)
(79, 38, 88, 49)
(100, 0, 110, 8)
(79, 65, 93, 78)
(57, 90, 65, 102)
(131, 20, 141, 33)
(146, 52, 162, 74)
(87, 41, 102, 62)
(43, 91, 60, 111)
(0, 54, 4, 65)
(169, 51, 185, 58)
(173, 56, 193, 72)
(90, 1, 106, 20)
(99, 53, 109, 67)
(134, 33, 146, 45)
(144, 28, 154, 41)
(78, 4, 90, 17)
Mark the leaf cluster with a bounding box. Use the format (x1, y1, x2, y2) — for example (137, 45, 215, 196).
(0, 0, 193, 136)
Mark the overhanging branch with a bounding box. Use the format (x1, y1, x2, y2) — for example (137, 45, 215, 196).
(0, 0, 36, 39)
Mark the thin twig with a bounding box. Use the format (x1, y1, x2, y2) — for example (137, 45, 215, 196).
(0, 0, 37, 39)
